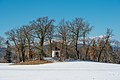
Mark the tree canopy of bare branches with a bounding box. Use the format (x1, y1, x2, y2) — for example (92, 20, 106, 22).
(4, 16, 120, 64)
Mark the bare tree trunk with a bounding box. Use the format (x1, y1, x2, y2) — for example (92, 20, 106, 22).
(75, 39, 79, 59)
(65, 43, 69, 59)
(97, 48, 104, 62)
(85, 46, 90, 60)
(39, 36, 45, 60)
(28, 41, 32, 60)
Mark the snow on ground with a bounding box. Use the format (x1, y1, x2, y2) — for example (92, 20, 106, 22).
(0, 61, 120, 80)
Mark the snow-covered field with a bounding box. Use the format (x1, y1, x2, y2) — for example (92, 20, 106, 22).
(0, 61, 120, 80)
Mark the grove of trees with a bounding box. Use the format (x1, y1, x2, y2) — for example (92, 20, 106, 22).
(0, 16, 120, 64)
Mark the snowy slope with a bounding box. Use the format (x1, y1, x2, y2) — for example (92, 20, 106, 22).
(0, 61, 120, 80)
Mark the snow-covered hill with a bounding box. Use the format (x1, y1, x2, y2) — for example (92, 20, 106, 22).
(0, 61, 120, 80)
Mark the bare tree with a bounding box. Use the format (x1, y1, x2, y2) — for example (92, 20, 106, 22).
(97, 28, 113, 62)
(84, 38, 94, 60)
(46, 23, 55, 56)
(22, 25, 33, 60)
(82, 21, 92, 46)
(31, 17, 54, 60)
(69, 18, 84, 59)
(17, 28, 26, 62)
(89, 38, 97, 61)
(5, 29, 21, 62)
(58, 19, 69, 59)
(81, 22, 92, 60)
(4, 40, 12, 63)
(5, 28, 27, 62)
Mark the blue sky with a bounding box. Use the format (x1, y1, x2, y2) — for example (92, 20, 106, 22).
(0, 0, 120, 40)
